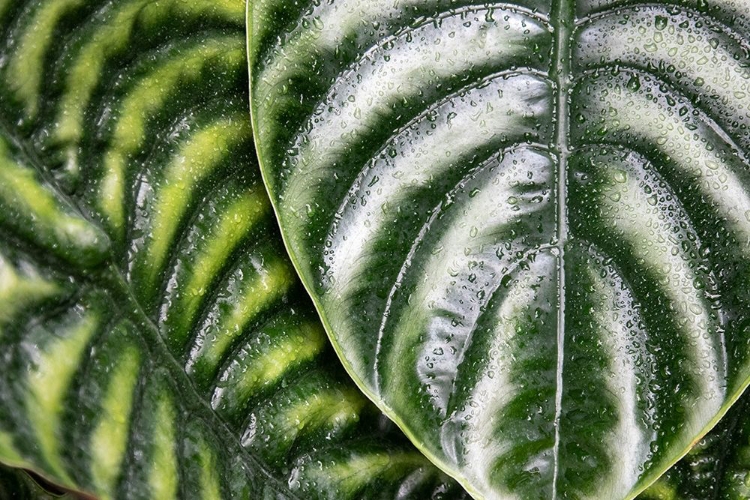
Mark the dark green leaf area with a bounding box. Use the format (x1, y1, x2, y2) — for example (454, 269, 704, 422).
(250, 0, 750, 498)
(0, 1, 469, 499)
(0, 463, 72, 500)
(641, 391, 750, 500)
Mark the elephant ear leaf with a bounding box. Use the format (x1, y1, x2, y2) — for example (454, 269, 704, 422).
(248, 0, 750, 498)
(0, 1, 469, 499)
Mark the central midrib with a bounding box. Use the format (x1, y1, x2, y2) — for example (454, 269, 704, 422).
(550, 0, 574, 498)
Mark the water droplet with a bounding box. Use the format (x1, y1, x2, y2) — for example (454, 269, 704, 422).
(627, 75, 641, 92)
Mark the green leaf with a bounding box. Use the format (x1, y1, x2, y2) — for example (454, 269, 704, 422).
(640, 391, 750, 500)
(0, 463, 74, 499)
(0, 1, 469, 499)
(248, 0, 750, 498)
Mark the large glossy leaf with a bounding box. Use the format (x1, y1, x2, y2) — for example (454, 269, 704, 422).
(641, 391, 750, 500)
(0, 1, 470, 498)
(249, 0, 750, 498)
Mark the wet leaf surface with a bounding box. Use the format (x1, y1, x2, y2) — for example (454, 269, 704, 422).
(0, 1, 469, 499)
(641, 393, 750, 500)
(249, 1, 750, 498)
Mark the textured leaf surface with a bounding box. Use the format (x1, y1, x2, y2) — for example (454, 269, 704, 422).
(641, 391, 750, 500)
(0, 1, 469, 499)
(249, 0, 750, 498)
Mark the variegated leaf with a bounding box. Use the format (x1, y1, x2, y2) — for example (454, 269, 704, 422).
(0, 1, 468, 499)
(249, 0, 750, 498)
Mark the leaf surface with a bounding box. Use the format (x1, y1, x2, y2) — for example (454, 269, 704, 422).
(641, 391, 750, 500)
(0, 464, 73, 500)
(248, 0, 750, 498)
(0, 1, 469, 498)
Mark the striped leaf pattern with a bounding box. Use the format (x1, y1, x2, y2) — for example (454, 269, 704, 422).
(0, 1, 469, 499)
(248, 0, 750, 498)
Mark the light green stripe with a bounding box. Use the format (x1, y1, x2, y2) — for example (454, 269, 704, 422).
(0, 140, 108, 266)
(98, 38, 245, 235)
(282, 387, 366, 438)
(215, 321, 326, 410)
(0, 432, 24, 468)
(27, 312, 100, 483)
(301, 451, 426, 497)
(184, 190, 269, 296)
(53, 0, 156, 153)
(149, 397, 178, 500)
(53, 0, 245, 162)
(0, 254, 59, 326)
(5, 0, 84, 117)
(163, 185, 271, 350)
(144, 115, 252, 286)
(235, 321, 326, 397)
(197, 440, 222, 500)
(90, 345, 141, 499)
(197, 255, 295, 371)
(139, 0, 244, 29)
(247, 386, 368, 463)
